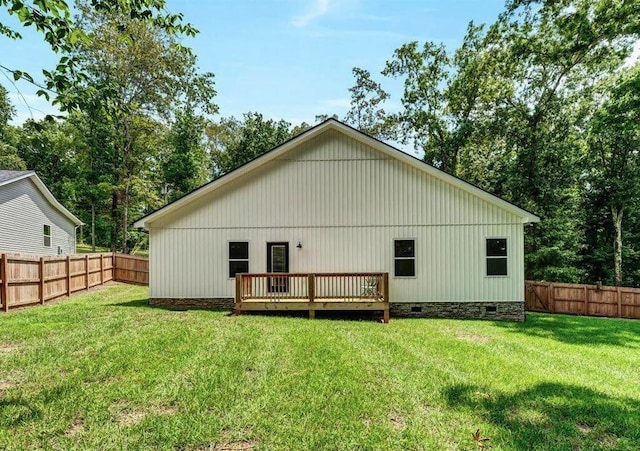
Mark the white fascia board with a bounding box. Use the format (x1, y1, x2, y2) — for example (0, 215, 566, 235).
(0, 171, 34, 188)
(29, 174, 83, 226)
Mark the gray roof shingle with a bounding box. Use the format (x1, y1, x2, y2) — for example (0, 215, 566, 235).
(0, 170, 33, 184)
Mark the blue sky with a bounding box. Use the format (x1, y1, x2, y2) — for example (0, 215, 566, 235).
(0, 0, 507, 126)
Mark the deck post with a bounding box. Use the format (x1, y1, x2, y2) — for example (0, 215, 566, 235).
(383, 272, 390, 323)
(235, 274, 242, 315)
(308, 274, 316, 319)
(1, 254, 8, 312)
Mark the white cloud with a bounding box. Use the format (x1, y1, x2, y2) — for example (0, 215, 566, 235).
(320, 97, 351, 109)
(292, 0, 331, 28)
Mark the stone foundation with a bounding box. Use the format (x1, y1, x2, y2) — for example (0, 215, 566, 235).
(150, 298, 234, 310)
(390, 301, 525, 321)
(149, 298, 524, 321)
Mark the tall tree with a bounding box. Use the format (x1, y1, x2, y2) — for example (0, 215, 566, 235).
(0, 84, 25, 169)
(344, 68, 391, 139)
(208, 112, 304, 177)
(586, 66, 640, 286)
(163, 108, 209, 202)
(70, 4, 216, 252)
(482, 0, 640, 281)
(347, 0, 640, 282)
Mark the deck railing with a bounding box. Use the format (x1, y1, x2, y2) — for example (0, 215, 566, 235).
(235, 272, 390, 321)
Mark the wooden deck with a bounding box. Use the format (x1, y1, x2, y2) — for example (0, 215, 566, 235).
(235, 273, 390, 322)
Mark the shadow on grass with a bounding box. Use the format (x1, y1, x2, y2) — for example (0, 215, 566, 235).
(493, 313, 640, 348)
(111, 300, 385, 322)
(240, 310, 385, 322)
(444, 382, 640, 449)
(111, 299, 230, 313)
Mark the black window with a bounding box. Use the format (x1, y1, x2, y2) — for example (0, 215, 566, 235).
(229, 242, 249, 278)
(486, 238, 507, 276)
(44, 225, 51, 247)
(394, 239, 415, 277)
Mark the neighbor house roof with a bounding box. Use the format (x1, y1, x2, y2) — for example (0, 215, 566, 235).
(134, 119, 540, 229)
(0, 170, 83, 226)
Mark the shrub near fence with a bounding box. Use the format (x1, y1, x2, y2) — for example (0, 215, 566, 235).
(525, 280, 640, 319)
(0, 253, 149, 311)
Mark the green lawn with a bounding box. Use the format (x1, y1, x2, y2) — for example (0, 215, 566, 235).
(76, 244, 149, 257)
(1, 285, 639, 450)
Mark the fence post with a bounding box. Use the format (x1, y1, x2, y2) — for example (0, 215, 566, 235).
(39, 257, 45, 304)
(66, 255, 71, 296)
(112, 253, 117, 282)
(85, 255, 90, 290)
(308, 274, 315, 319)
(617, 287, 622, 318)
(583, 285, 588, 316)
(1, 254, 8, 312)
(549, 283, 555, 313)
(100, 254, 104, 285)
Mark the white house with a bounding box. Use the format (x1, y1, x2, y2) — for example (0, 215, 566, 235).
(134, 119, 539, 321)
(0, 170, 82, 255)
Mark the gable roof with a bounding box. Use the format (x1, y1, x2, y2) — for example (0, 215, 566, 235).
(134, 119, 540, 229)
(0, 170, 83, 226)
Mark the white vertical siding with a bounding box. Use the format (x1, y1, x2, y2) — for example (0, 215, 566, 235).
(0, 178, 76, 255)
(149, 129, 526, 302)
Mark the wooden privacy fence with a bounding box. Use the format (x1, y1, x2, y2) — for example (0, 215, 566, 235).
(525, 280, 640, 319)
(113, 254, 149, 285)
(0, 253, 149, 311)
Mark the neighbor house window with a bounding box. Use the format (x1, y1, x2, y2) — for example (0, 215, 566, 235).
(486, 238, 508, 276)
(394, 239, 415, 277)
(44, 225, 51, 247)
(229, 242, 249, 278)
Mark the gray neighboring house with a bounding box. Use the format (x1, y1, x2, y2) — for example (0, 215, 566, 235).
(0, 170, 82, 255)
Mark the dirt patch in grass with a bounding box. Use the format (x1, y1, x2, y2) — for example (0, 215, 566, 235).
(65, 418, 84, 437)
(456, 332, 490, 344)
(116, 410, 147, 426)
(0, 381, 14, 391)
(212, 442, 256, 451)
(390, 413, 406, 431)
(0, 343, 19, 353)
(577, 421, 593, 434)
(112, 402, 179, 425)
(598, 435, 619, 448)
(209, 429, 256, 451)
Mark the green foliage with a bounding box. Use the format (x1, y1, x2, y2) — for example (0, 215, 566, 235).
(63, 3, 217, 252)
(209, 112, 308, 177)
(585, 65, 640, 285)
(0, 84, 26, 169)
(344, 68, 391, 139)
(162, 108, 209, 201)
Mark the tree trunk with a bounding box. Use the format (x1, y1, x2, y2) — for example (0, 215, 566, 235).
(122, 181, 129, 254)
(612, 206, 624, 286)
(111, 191, 118, 253)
